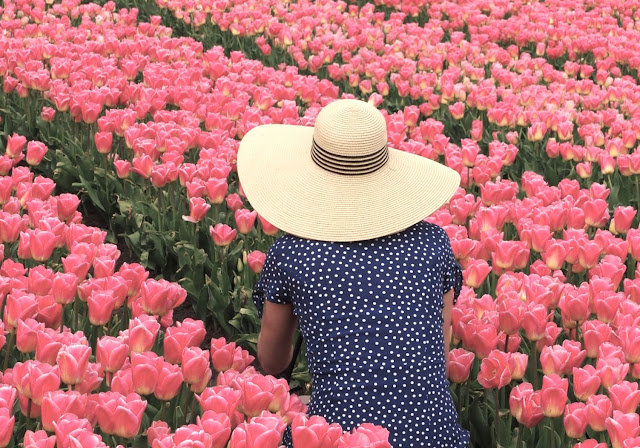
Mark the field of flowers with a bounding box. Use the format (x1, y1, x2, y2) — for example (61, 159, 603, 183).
(2, 0, 640, 446)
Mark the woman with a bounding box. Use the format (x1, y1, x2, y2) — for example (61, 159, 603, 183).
(237, 99, 470, 447)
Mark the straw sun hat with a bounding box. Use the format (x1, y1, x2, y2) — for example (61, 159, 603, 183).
(237, 99, 461, 242)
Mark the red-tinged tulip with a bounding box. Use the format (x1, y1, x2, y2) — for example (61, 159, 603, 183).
(225, 193, 244, 211)
(608, 380, 640, 414)
(624, 438, 640, 448)
(565, 402, 589, 439)
(497, 297, 523, 335)
(291, 414, 342, 448)
(183, 197, 211, 223)
(541, 373, 568, 418)
(173, 425, 213, 448)
(611, 206, 637, 234)
(258, 215, 279, 236)
(559, 289, 590, 328)
(131, 351, 163, 396)
(337, 423, 391, 448)
(190, 367, 213, 394)
(110, 367, 134, 396)
(464, 321, 498, 360)
(35, 329, 63, 365)
(447, 348, 475, 383)
(94, 132, 113, 154)
(4, 291, 38, 331)
(131, 155, 153, 179)
(573, 365, 602, 401)
(26, 141, 48, 166)
(582, 320, 611, 358)
(594, 291, 623, 324)
(62, 254, 91, 280)
(492, 240, 529, 273)
(114, 160, 131, 179)
(587, 394, 613, 432)
(96, 336, 128, 374)
(509, 352, 528, 380)
(228, 414, 287, 448)
(147, 421, 171, 448)
(0, 213, 28, 243)
(14, 360, 61, 406)
(584, 199, 610, 228)
(16, 318, 44, 353)
(154, 362, 183, 402)
(96, 392, 147, 439)
(117, 263, 149, 296)
(197, 411, 232, 448)
(0, 409, 14, 448)
(210, 223, 237, 247)
(29, 229, 57, 262)
(41, 391, 87, 432)
(41, 107, 56, 123)
(477, 349, 512, 389)
(6, 134, 27, 159)
(128, 315, 160, 353)
(597, 356, 630, 389)
(73, 362, 103, 395)
(205, 178, 228, 205)
(24, 429, 56, 448)
(87, 292, 117, 326)
(247, 251, 266, 274)
(606, 410, 640, 448)
(470, 120, 483, 142)
(463, 258, 491, 289)
(196, 386, 243, 428)
(18, 394, 41, 419)
(182, 347, 210, 385)
(522, 302, 550, 342)
(52, 412, 92, 447)
(449, 102, 465, 120)
(57, 343, 91, 386)
(140, 279, 186, 317)
(163, 319, 206, 364)
(234, 209, 257, 234)
(527, 121, 547, 142)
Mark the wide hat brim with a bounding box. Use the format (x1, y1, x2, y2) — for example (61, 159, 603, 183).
(237, 124, 461, 242)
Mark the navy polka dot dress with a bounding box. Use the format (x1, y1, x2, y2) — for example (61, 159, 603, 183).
(253, 221, 470, 447)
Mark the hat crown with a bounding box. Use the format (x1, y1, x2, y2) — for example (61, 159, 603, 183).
(313, 99, 388, 158)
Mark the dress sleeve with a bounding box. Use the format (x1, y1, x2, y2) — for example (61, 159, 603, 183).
(252, 244, 291, 319)
(441, 231, 463, 305)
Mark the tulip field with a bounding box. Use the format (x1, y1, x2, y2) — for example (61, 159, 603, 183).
(4, 0, 640, 446)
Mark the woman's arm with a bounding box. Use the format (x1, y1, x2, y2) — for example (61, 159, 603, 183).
(443, 288, 455, 373)
(257, 301, 298, 375)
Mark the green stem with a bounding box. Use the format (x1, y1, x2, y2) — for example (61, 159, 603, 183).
(74, 298, 79, 331)
(532, 344, 538, 388)
(3, 331, 15, 371)
(549, 417, 556, 448)
(494, 388, 501, 447)
(516, 423, 524, 447)
(182, 389, 193, 426)
(26, 398, 31, 432)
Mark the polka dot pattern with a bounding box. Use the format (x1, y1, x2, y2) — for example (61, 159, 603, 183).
(254, 221, 470, 447)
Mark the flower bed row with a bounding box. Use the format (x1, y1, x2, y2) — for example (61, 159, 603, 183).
(0, 126, 395, 447)
(6, 0, 640, 446)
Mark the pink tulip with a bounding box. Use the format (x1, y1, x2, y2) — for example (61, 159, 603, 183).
(587, 394, 613, 432)
(154, 362, 183, 401)
(24, 429, 56, 448)
(337, 423, 391, 448)
(147, 421, 171, 447)
(196, 386, 243, 428)
(234, 209, 257, 234)
(128, 314, 160, 353)
(447, 348, 475, 384)
(140, 279, 186, 317)
(130, 351, 163, 396)
(228, 412, 286, 448)
(41, 391, 87, 432)
(96, 336, 129, 374)
(564, 402, 589, 439)
(291, 414, 342, 448)
(182, 347, 211, 385)
(509, 383, 544, 428)
(540, 374, 568, 418)
(573, 366, 601, 401)
(258, 215, 279, 236)
(247, 250, 266, 274)
(26, 141, 48, 166)
(183, 197, 211, 223)
(477, 350, 512, 389)
(6, 134, 27, 158)
(57, 343, 91, 386)
(606, 410, 640, 448)
(197, 411, 232, 448)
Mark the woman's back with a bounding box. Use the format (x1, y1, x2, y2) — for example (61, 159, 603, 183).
(254, 221, 470, 447)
